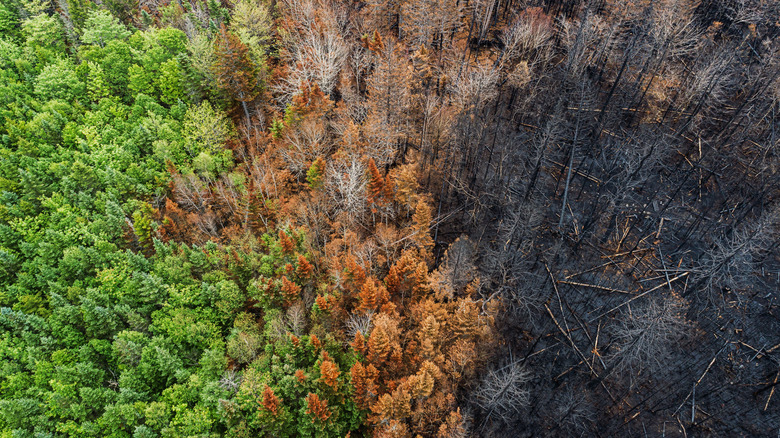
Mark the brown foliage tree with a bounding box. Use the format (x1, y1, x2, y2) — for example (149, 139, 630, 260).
(320, 357, 340, 390)
(213, 24, 257, 120)
(305, 392, 331, 423)
(260, 385, 281, 416)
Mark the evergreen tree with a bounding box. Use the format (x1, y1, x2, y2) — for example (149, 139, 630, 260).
(213, 24, 256, 121)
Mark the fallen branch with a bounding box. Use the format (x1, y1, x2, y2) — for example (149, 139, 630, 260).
(764, 371, 779, 411)
(674, 343, 728, 416)
(559, 280, 633, 295)
(588, 272, 689, 323)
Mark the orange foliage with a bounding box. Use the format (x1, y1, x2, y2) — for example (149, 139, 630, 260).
(279, 230, 295, 254)
(296, 254, 313, 277)
(305, 393, 331, 423)
(452, 298, 481, 338)
(315, 295, 329, 312)
(320, 358, 340, 389)
(344, 255, 367, 291)
(437, 409, 466, 438)
(367, 157, 386, 204)
(280, 276, 301, 303)
(385, 249, 429, 298)
(260, 385, 280, 416)
(358, 278, 387, 313)
(351, 332, 367, 354)
(361, 29, 385, 52)
(367, 314, 402, 367)
(411, 199, 434, 252)
(350, 362, 379, 410)
(374, 420, 409, 438)
(289, 82, 330, 121)
(213, 24, 257, 103)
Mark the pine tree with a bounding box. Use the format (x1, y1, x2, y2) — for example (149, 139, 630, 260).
(350, 362, 379, 410)
(367, 157, 386, 205)
(411, 199, 434, 252)
(319, 357, 340, 390)
(213, 24, 257, 121)
(358, 278, 386, 313)
(261, 385, 281, 416)
(361, 29, 385, 52)
(392, 162, 419, 208)
(279, 229, 295, 254)
(306, 157, 326, 190)
(367, 314, 401, 367)
(86, 61, 109, 102)
(407, 361, 439, 399)
(437, 410, 467, 438)
(280, 276, 300, 303)
(351, 331, 367, 354)
(418, 315, 440, 361)
(452, 298, 480, 338)
(296, 254, 313, 278)
(305, 393, 331, 423)
(344, 255, 367, 292)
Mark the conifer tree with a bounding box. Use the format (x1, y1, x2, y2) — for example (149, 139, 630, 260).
(367, 157, 386, 205)
(411, 199, 435, 253)
(261, 385, 281, 416)
(213, 24, 256, 121)
(319, 357, 340, 390)
(305, 393, 331, 423)
(306, 157, 326, 190)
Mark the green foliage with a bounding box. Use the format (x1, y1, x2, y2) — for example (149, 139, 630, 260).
(21, 13, 64, 51)
(132, 202, 156, 255)
(0, 3, 19, 39)
(232, 331, 363, 437)
(80, 39, 133, 98)
(80, 9, 130, 46)
(269, 118, 284, 138)
(182, 101, 232, 155)
(85, 61, 110, 102)
(155, 58, 184, 105)
(306, 158, 325, 190)
(0, 6, 371, 438)
(226, 312, 263, 365)
(65, 0, 94, 32)
(231, 0, 273, 66)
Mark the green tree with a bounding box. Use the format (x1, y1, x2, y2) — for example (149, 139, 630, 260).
(154, 58, 184, 105)
(21, 13, 65, 60)
(182, 100, 233, 157)
(35, 60, 85, 104)
(80, 9, 130, 47)
(86, 60, 109, 102)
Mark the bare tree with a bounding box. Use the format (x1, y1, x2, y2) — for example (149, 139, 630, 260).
(549, 387, 596, 437)
(429, 236, 477, 299)
(345, 311, 373, 342)
(473, 362, 531, 425)
(326, 158, 368, 226)
(606, 295, 690, 382)
(694, 205, 779, 304)
(499, 8, 554, 71)
(275, 0, 349, 101)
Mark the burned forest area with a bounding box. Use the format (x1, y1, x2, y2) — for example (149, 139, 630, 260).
(0, 0, 779, 436)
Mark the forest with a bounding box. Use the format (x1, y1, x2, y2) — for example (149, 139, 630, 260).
(0, 0, 778, 436)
